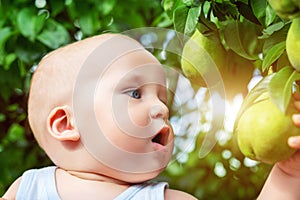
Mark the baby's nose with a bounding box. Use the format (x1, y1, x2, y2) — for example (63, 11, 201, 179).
(150, 103, 169, 119)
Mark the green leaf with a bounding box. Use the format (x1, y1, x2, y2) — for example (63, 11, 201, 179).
(48, 0, 65, 17)
(15, 37, 46, 64)
(173, 6, 189, 34)
(163, 0, 184, 19)
(236, 1, 260, 24)
(4, 53, 17, 70)
(173, 5, 201, 36)
(7, 123, 25, 142)
(7, 104, 18, 112)
(265, 4, 277, 26)
(222, 19, 259, 60)
(262, 23, 289, 51)
(0, 27, 13, 66)
(0, 55, 24, 101)
(185, 7, 201, 35)
(152, 12, 173, 27)
(17, 8, 47, 41)
(250, 0, 267, 24)
(262, 21, 285, 37)
(198, 4, 218, 32)
(78, 12, 101, 36)
(212, 2, 237, 21)
(0, 113, 6, 122)
(97, 0, 116, 16)
(269, 66, 300, 113)
(0, 6, 6, 28)
(182, 0, 193, 7)
(0, 27, 12, 49)
(37, 19, 70, 49)
(262, 41, 286, 72)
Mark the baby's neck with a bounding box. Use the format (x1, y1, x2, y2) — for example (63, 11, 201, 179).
(55, 168, 131, 199)
(64, 169, 130, 186)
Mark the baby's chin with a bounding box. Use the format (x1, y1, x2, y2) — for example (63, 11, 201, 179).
(93, 159, 167, 184)
(113, 167, 166, 184)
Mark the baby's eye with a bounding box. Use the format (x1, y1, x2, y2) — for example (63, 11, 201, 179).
(126, 89, 141, 99)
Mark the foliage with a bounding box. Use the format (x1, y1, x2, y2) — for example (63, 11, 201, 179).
(163, 0, 300, 111)
(159, 0, 299, 199)
(0, 0, 297, 199)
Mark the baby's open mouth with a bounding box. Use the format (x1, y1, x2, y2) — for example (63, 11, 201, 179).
(151, 126, 169, 146)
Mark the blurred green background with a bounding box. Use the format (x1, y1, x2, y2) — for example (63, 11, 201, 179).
(0, 0, 287, 199)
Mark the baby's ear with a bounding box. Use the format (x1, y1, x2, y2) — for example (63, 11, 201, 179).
(47, 106, 80, 141)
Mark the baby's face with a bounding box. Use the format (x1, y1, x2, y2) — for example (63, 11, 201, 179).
(74, 37, 174, 177)
(96, 50, 173, 152)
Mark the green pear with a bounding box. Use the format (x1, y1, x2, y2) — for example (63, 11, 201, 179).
(267, 0, 300, 19)
(286, 18, 300, 71)
(292, 0, 300, 9)
(181, 29, 227, 88)
(181, 29, 254, 100)
(235, 96, 300, 164)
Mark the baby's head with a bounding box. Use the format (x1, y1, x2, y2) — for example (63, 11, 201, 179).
(27, 33, 174, 183)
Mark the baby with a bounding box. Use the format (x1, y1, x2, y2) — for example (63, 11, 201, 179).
(2, 33, 300, 199)
(2, 33, 197, 199)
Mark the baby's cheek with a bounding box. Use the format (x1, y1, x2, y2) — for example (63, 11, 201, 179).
(128, 106, 150, 127)
(127, 101, 150, 127)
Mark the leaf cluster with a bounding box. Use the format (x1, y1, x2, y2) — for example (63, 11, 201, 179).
(164, 0, 300, 113)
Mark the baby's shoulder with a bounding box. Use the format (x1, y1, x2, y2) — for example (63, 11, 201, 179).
(164, 188, 198, 200)
(2, 176, 22, 200)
